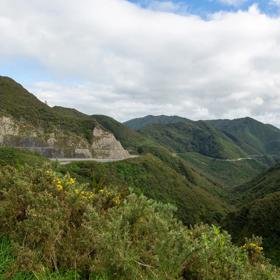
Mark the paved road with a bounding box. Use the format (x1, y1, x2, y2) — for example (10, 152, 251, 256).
(215, 155, 269, 162)
(50, 155, 139, 165)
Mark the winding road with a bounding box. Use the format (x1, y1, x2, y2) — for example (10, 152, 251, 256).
(50, 155, 139, 165)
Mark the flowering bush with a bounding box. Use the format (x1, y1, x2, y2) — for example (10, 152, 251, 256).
(0, 165, 279, 279)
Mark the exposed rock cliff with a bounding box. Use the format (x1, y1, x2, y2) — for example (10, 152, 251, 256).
(91, 127, 130, 159)
(0, 116, 130, 159)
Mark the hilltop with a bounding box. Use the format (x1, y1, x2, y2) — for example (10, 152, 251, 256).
(207, 117, 280, 156)
(124, 115, 280, 186)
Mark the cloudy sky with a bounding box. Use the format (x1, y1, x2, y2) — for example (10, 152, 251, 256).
(1, 0, 280, 125)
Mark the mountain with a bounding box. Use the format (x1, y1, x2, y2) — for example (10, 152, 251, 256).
(138, 120, 246, 159)
(207, 117, 280, 156)
(0, 76, 129, 159)
(124, 115, 280, 186)
(124, 114, 188, 130)
(124, 115, 248, 159)
(224, 165, 280, 265)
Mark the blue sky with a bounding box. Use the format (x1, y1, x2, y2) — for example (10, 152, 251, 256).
(1, 0, 280, 125)
(128, 0, 279, 16)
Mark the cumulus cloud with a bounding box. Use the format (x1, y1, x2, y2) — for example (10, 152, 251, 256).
(1, 0, 280, 126)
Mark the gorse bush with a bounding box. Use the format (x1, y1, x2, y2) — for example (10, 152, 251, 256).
(0, 166, 279, 279)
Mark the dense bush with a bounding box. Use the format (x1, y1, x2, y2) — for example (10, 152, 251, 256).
(0, 165, 279, 279)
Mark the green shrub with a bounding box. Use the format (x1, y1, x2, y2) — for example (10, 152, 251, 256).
(0, 165, 279, 279)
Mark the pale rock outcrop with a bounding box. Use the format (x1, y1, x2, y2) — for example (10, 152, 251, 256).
(0, 116, 19, 144)
(91, 127, 129, 159)
(0, 116, 130, 160)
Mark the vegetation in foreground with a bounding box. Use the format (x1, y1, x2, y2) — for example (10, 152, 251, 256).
(0, 163, 279, 280)
(60, 155, 229, 225)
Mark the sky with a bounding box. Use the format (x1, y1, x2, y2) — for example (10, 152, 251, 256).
(1, 0, 280, 126)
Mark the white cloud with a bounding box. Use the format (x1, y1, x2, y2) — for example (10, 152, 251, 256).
(270, 0, 280, 7)
(1, 0, 280, 126)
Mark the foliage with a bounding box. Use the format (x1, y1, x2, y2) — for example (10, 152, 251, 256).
(60, 155, 229, 225)
(138, 121, 245, 159)
(0, 147, 47, 168)
(181, 152, 272, 187)
(207, 117, 280, 156)
(232, 164, 280, 204)
(0, 77, 98, 142)
(224, 191, 280, 266)
(0, 165, 279, 279)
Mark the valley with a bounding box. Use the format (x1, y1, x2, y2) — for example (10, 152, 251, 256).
(1, 76, 280, 279)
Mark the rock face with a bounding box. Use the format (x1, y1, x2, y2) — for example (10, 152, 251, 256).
(0, 116, 130, 159)
(91, 127, 130, 159)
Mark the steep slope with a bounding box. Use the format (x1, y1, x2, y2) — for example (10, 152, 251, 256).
(61, 154, 230, 225)
(91, 115, 242, 188)
(225, 192, 280, 265)
(92, 114, 152, 153)
(224, 165, 280, 265)
(231, 164, 280, 204)
(207, 117, 280, 156)
(0, 76, 129, 159)
(181, 152, 274, 187)
(125, 115, 279, 186)
(138, 120, 246, 159)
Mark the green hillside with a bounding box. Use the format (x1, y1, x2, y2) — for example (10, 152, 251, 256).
(92, 115, 236, 189)
(0, 76, 98, 142)
(207, 117, 280, 156)
(124, 115, 280, 186)
(0, 147, 48, 167)
(181, 152, 275, 187)
(232, 164, 280, 203)
(225, 192, 280, 266)
(0, 162, 279, 279)
(224, 165, 280, 265)
(60, 155, 229, 225)
(138, 120, 246, 159)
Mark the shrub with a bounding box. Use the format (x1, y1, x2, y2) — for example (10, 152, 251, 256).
(0, 165, 279, 279)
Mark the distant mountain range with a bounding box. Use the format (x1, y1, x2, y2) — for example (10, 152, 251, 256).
(125, 115, 280, 158)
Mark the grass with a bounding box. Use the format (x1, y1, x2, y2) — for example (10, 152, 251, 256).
(0, 147, 48, 168)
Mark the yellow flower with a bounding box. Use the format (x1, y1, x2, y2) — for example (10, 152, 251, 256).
(56, 183, 63, 191)
(113, 195, 121, 205)
(68, 178, 76, 185)
(241, 243, 263, 252)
